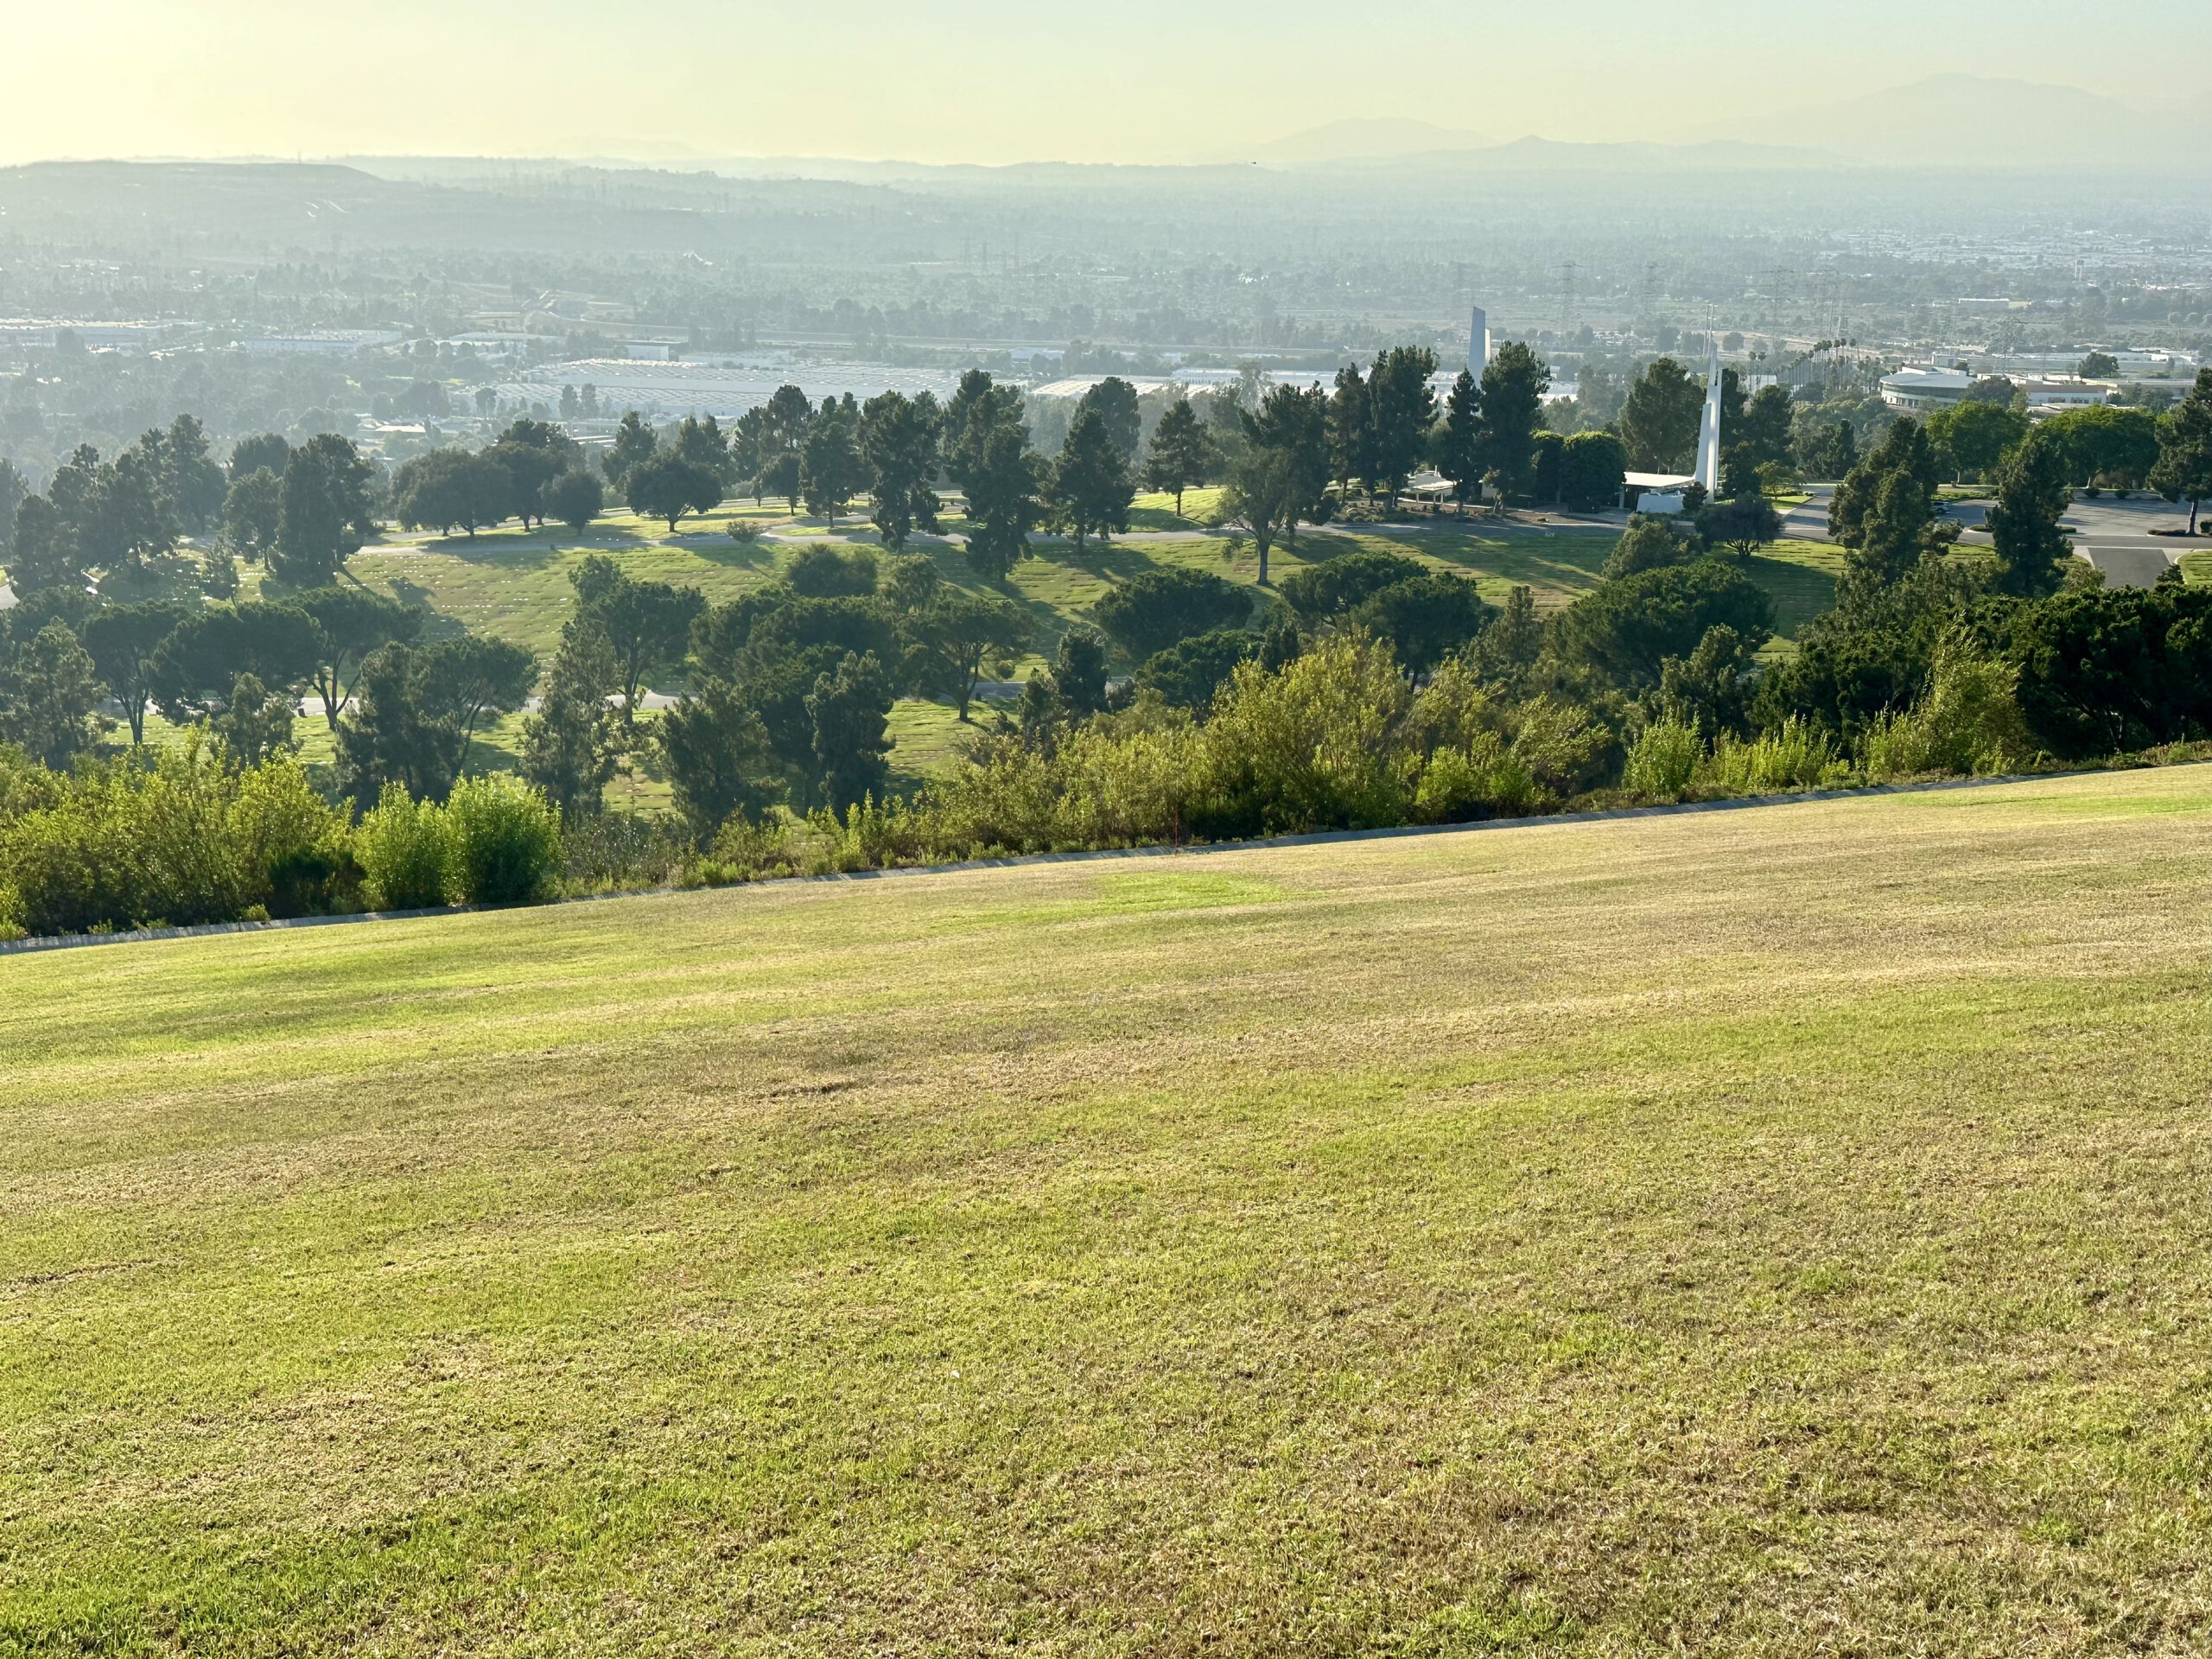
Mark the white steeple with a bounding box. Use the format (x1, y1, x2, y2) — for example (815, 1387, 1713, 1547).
(1468, 307, 1489, 378)
(1695, 337, 1724, 493)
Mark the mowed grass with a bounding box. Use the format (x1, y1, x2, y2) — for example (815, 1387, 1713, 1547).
(334, 505, 1839, 694)
(5, 767, 2212, 1654)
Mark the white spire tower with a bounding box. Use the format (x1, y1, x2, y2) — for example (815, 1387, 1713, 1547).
(1468, 306, 1490, 378)
(1694, 336, 1724, 493)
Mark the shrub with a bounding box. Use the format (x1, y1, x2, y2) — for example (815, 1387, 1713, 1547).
(442, 774, 563, 905)
(1623, 722, 1702, 799)
(1092, 568, 1250, 663)
(1700, 718, 1847, 794)
(0, 744, 353, 937)
(726, 520, 763, 544)
(1192, 635, 1410, 836)
(354, 783, 454, 910)
(1412, 735, 1539, 823)
(1860, 639, 2036, 780)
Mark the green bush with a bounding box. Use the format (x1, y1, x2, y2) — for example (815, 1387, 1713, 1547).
(1700, 718, 1847, 794)
(1623, 722, 1702, 799)
(1860, 639, 2035, 780)
(0, 743, 354, 937)
(443, 774, 563, 905)
(355, 784, 454, 910)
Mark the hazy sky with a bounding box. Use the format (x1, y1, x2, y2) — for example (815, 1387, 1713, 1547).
(4, 0, 2206, 167)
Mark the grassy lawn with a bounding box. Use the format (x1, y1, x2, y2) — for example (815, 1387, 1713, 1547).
(5, 766, 2212, 1653)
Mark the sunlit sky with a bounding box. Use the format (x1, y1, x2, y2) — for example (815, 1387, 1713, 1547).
(3, 0, 2204, 167)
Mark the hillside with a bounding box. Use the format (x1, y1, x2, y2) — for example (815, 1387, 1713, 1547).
(4, 767, 2210, 1652)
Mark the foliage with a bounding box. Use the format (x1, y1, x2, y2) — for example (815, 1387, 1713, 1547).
(0, 620, 104, 767)
(807, 650, 894, 812)
(1696, 718, 1845, 794)
(210, 672, 299, 767)
(1859, 636, 2034, 779)
(1550, 560, 1773, 689)
(1984, 429, 2074, 599)
(1694, 494, 1783, 558)
(1346, 574, 1492, 674)
(272, 434, 376, 587)
(800, 394, 868, 524)
(1094, 566, 1250, 663)
(1135, 629, 1260, 710)
(543, 469, 605, 536)
(442, 772, 563, 905)
(1050, 406, 1135, 550)
(0, 743, 354, 935)
(1622, 721, 1702, 798)
(1925, 398, 2028, 482)
(859, 389, 942, 550)
(1619, 357, 1705, 473)
(1476, 340, 1551, 499)
(944, 370, 1048, 580)
(2150, 368, 2212, 531)
(1142, 398, 1217, 515)
(625, 453, 725, 531)
(1988, 579, 2212, 759)
(1275, 548, 1426, 623)
(1559, 429, 1628, 512)
(1603, 515, 1699, 580)
(519, 622, 624, 820)
(355, 783, 456, 910)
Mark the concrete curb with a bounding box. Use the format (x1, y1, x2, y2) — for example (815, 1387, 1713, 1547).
(4, 760, 2198, 959)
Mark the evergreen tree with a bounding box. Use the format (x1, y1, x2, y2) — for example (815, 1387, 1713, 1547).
(800, 396, 868, 524)
(1367, 346, 1440, 505)
(1077, 377, 1142, 464)
(860, 389, 942, 550)
(1143, 398, 1216, 518)
(81, 601, 186, 744)
(1435, 369, 1482, 514)
(944, 372, 1047, 581)
(210, 672, 298, 767)
(222, 467, 283, 563)
(601, 411, 658, 489)
(1476, 340, 1551, 501)
(0, 620, 103, 766)
(625, 454, 724, 531)
(1327, 363, 1376, 496)
(273, 435, 375, 587)
(1986, 429, 2075, 598)
(520, 623, 624, 820)
(807, 650, 893, 810)
(1619, 358, 1706, 473)
(2151, 367, 2212, 534)
(1051, 406, 1135, 550)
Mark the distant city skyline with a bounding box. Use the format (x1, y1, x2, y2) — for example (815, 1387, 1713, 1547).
(4, 1, 2209, 168)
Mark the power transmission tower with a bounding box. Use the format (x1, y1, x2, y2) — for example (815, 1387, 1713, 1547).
(1560, 261, 1579, 335)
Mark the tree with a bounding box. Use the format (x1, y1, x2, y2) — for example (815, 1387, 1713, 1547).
(808, 650, 893, 810)
(1244, 385, 1332, 543)
(293, 586, 423, 728)
(625, 454, 724, 531)
(1604, 515, 1700, 580)
(576, 569, 708, 715)
(1328, 363, 1377, 498)
(1736, 385, 1797, 475)
(0, 620, 103, 766)
(1435, 368, 1482, 513)
(656, 677, 779, 834)
(1985, 429, 2075, 599)
(222, 467, 283, 563)
(944, 372, 1049, 581)
(785, 544, 879, 599)
(1531, 431, 1565, 505)
(422, 633, 537, 775)
(4, 495, 80, 595)
(150, 602, 320, 720)
(81, 601, 186, 744)
(1137, 629, 1260, 709)
(273, 435, 375, 586)
(1831, 417, 1943, 553)
(1093, 567, 1250, 663)
(1469, 584, 1542, 683)
(731, 406, 772, 500)
(2079, 351, 2120, 381)
(157, 414, 229, 531)
(801, 397, 868, 524)
(392, 448, 512, 538)
(1143, 398, 1216, 517)
(2152, 368, 2212, 533)
(544, 470, 605, 537)
(1694, 495, 1783, 560)
(1051, 406, 1135, 550)
(1276, 548, 1426, 623)
(334, 635, 533, 802)
(1077, 377, 1142, 465)
(520, 623, 623, 820)
(1047, 624, 1109, 715)
(1618, 357, 1705, 473)
(1368, 346, 1440, 505)
(1560, 430, 1629, 512)
(1476, 340, 1550, 501)
(672, 414, 732, 482)
(1346, 573, 1493, 674)
(911, 593, 1033, 720)
(860, 389, 943, 551)
(0, 458, 23, 557)
(1551, 559, 1774, 689)
(2041, 404, 2160, 490)
(756, 385, 813, 512)
(1926, 398, 2028, 483)
(601, 412, 658, 490)
(211, 672, 298, 767)
(1222, 445, 1295, 587)
(486, 417, 579, 526)
(1796, 417, 1858, 482)
(229, 432, 291, 481)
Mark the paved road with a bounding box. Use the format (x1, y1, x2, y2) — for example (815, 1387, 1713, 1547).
(1787, 486, 2202, 588)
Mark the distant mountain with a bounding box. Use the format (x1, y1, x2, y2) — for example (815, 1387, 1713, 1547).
(1306, 136, 1837, 174)
(1671, 74, 2198, 170)
(1205, 118, 1491, 164)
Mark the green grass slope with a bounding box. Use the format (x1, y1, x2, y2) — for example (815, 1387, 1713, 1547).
(14, 769, 2205, 1654)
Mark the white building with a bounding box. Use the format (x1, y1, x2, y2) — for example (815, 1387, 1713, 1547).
(238, 330, 404, 355)
(1879, 365, 2116, 414)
